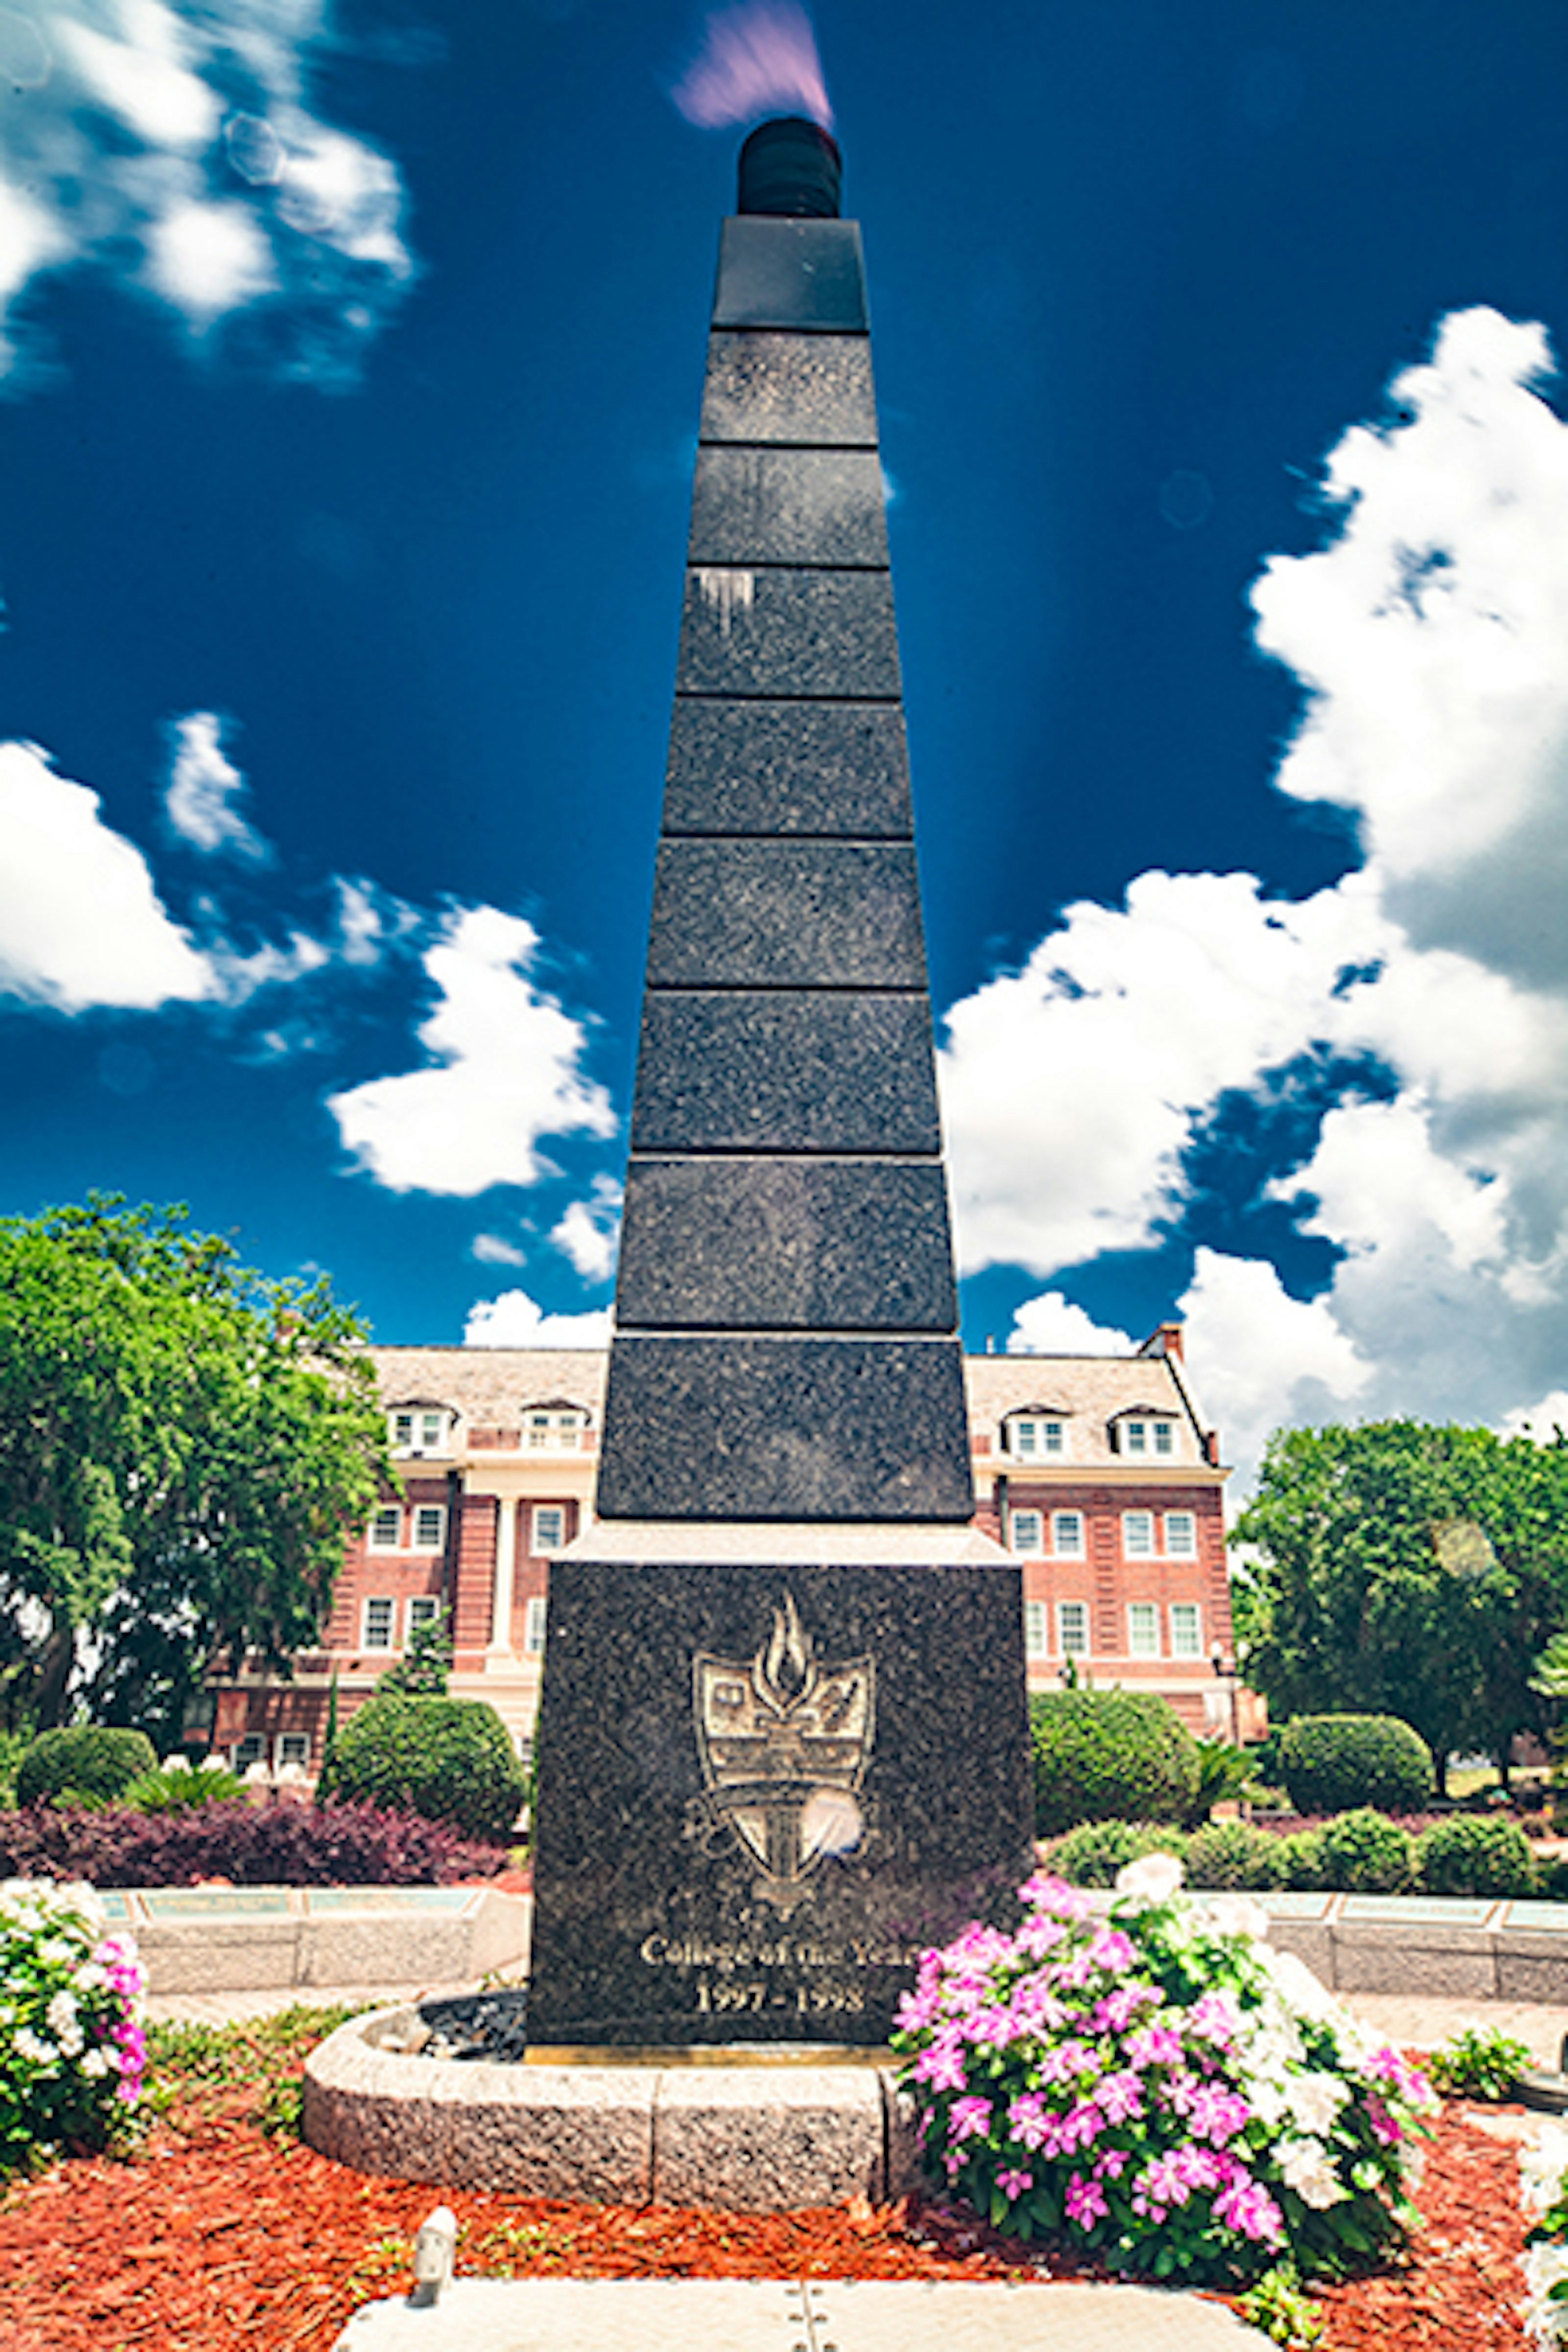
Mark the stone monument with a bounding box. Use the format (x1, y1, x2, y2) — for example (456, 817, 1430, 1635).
(526, 118, 1034, 2056)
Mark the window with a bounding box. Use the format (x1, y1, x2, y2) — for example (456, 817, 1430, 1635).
(1023, 1599, 1049, 1659)
(412, 1504, 447, 1552)
(276, 1732, 311, 1769)
(1164, 1512, 1197, 1559)
(407, 1594, 441, 1640)
(1122, 1510, 1154, 1558)
(1169, 1603, 1203, 1658)
(532, 1504, 567, 1553)
(524, 1595, 548, 1654)
(1127, 1602, 1160, 1657)
(363, 1596, 395, 1650)
(1051, 1510, 1085, 1558)
(526, 1410, 586, 1453)
(1154, 1421, 1174, 1456)
(1120, 1417, 1174, 1457)
(1009, 1416, 1064, 1460)
(234, 1733, 267, 1771)
(1058, 1601, 1090, 1657)
(1009, 1508, 1044, 1555)
(368, 1505, 401, 1550)
(391, 1408, 447, 1454)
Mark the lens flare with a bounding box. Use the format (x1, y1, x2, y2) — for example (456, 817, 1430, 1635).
(671, 0, 833, 132)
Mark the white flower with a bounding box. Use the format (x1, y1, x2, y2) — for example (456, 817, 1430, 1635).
(1290, 2070, 1349, 2138)
(1202, 1895, 1272, 1944)
(1115, 1853, 1185, 1903)
(1521, 2239, 1568, 2345)
(1521, 2124, 1568, 2217)
(1278, 2136, 1348, 2209)
(13, 2027, 56, 2067)
(80, 2049, 109, 2080)
(1260, 1946, 1346, 2029)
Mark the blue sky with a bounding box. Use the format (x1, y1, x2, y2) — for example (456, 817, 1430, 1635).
(2, 0, 1568, 1483)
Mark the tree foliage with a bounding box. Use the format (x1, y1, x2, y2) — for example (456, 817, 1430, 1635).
(0, 1197, 390, 1742)
(1232, 1420, 1568, 1786)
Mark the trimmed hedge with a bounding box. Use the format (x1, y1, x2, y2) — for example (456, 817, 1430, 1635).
(1417, 1811, 1538, 1897)
(0, 1798, 503, 1887)
(1318, 1806, 1414, 1893)
(1184, 1819, 1290, 1891)
(316, 1694, 526, 1844)
(1046, 1820, 1187, 1887)
(1030, 1690, 1201, 1838)
(16, 1725, 156, 1809)
(1276, 1715, 1434, 1817)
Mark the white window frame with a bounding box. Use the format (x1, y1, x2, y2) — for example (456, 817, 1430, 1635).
(1152, 1419, 1174, 1457)
(1051, 1510, 1085, 1559)
(362, 1596, 395, 1651)
(411, 1503, 447, 1552)
(1122, 1510, 1155, 1559)
(1058, 1600, 1090, 1657)
(368, 1505, 401, 1551)
(1169, 1603, 1203, 1658)
(1023, 1599, 1049, 1659)
(1127, 1602, 1161, 1658)
(524, 1595, 548, 1655)
(1123, 1419, 1148, 1455)
(233, 1732, 267, 1771)
(1164, 1511, 1197, 1559)
(275, 1732, 311, 1769)
(1009, 1416, 1064, 1461)
(1009, 1508, 1045, 1556)
(391, 1408, 448, 1455)
(531, 1504, 568, 1554)
(406, 1593, 442, 1641)
(526, 1410, 587, 1454)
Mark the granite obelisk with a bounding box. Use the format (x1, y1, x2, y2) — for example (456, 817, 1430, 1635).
(526, 120, 1033, 2055)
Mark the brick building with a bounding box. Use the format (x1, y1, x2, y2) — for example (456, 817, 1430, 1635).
(211, 1325, 1244, 1769)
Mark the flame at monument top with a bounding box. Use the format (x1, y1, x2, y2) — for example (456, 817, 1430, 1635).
(671, 0, 834, 132)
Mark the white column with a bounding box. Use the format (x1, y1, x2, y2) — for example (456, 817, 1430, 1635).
(487, 1494, 517, 1658)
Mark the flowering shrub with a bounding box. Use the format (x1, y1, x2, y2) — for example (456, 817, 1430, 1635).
(1519, 2120, 1568, 2345)
(891, 1855, 1432, 2287)
(0, 1799, 506, 1887)
(0, 1877, 146, 2178)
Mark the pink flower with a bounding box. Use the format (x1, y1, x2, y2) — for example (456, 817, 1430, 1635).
(1092, 1983, 1157, 2034)
(1058, 2099, 1103, 2153)
(1365, 2096, 1401, 2146)
(949, 2095, 993, 2145)
(1187, 1991, 1239, 2046)
(1126, 2022, 1184, 2071)
(1086, 1928, 1137, 1976)
(912, 2035, 967, 2093)
(1165, 2075, 1250, 2145)
(1065, 2171, 1109, 2229)
(1213, 2168, 1285, 2246)
(1007, 2092, 1053, 2149)
(996, 2166, 1033, 2201)
(1018, 1873, 1094, 1922)
(1094, 2146, 1131, 2180)
(1094, 2068, 1145, 2126)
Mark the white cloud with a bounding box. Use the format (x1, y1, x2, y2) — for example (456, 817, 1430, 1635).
(463, 1288, 612, 1348)
(0, 739, 213, 1010)
(1007, 1292, 1134, 1356)
(0, 1, 417, 385)
(164, 711, 270, 860)
(472, 1232, 528, 1268)
(549, 1175, 623, 1283)
(327, 906, 616, 1195)
(944, 307, 1568, 1487)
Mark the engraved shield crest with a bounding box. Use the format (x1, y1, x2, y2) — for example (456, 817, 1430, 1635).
(693, 1591, 874, 1907)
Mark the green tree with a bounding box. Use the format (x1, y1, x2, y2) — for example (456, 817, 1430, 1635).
(0, 1196, 390, 1744)
(377, 1601, 452, 1698)
(1232, 1420, 1568, 1793)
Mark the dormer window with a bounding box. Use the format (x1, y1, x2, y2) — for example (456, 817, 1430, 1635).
(390, 1406, 451, 1457)
(1114, 1414, 1175, 1457)
(524, 1407, 588, 1452)
(1004, 1413, 1066, 1461)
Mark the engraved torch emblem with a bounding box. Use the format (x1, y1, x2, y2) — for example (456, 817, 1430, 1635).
(692, 1592, 874, 1910)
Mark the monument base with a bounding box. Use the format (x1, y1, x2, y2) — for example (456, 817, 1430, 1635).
(526, 1526, 1033, 2052)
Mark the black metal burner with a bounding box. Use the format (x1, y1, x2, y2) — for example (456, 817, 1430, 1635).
(416, 1987, 529, 2063)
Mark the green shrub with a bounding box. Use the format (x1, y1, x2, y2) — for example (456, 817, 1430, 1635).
(1180, 1737, 1256, 1827)
(1427, 2024, 1531, 2100)
(1416, 1811, 1539, 1898)
(1185, 1819, 1290, 1891)
(1047, 1819, 1186, 1887)
(1318, 1807, 1414, 1893)
(1276, 1715, 1434, 1817)
(121, 1759, 249, 1814)
(0, 1728, 30, 1809)
(315, 1695, 526, 1843)
(16, 1725, 157, 1810)
(1029, 1690, 1201, 1838)
(1276, 1829, 1330, 1889)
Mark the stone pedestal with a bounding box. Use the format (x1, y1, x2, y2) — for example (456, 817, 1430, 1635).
(528, 1532, 1031, 2054)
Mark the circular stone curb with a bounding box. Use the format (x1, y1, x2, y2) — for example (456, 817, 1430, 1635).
(303, 2009, 911, 2209)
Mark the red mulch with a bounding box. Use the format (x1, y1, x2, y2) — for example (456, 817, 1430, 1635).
(0, 2068, 1531, 2352)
